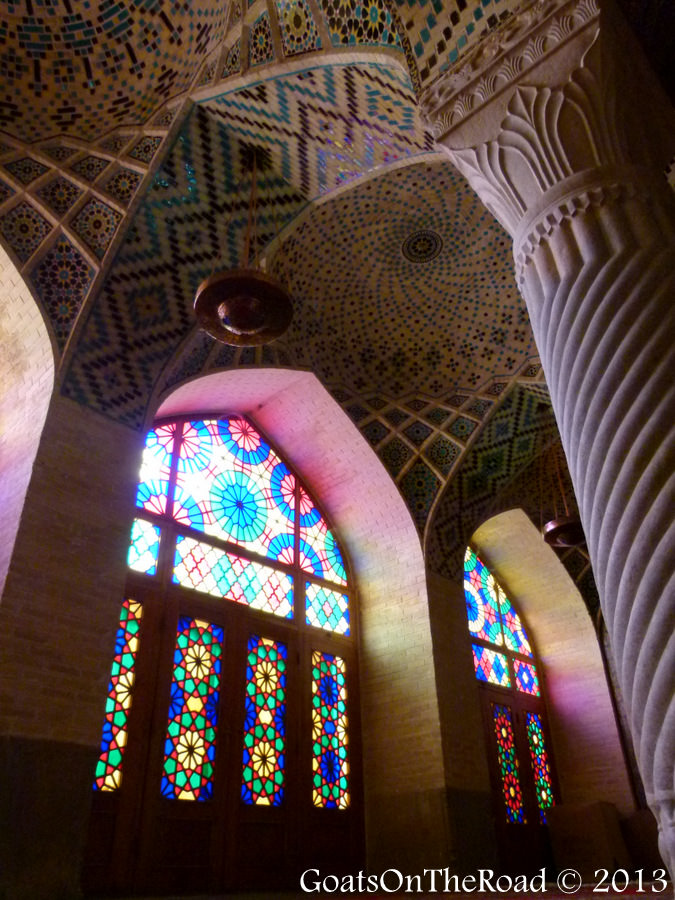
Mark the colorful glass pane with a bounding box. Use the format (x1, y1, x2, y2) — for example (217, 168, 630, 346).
(127, 518, 160, 574)
(472, 644, 511, 687)
(464, 547, 502, 644)
(241, 635, 287, 806)
(305, 583, 350, 635)
(514, 659, 540, 696)
(500, 597, 533, 657)
(94, 598, 143, 791)
(135, 423, 176, 516)
(161, 617, 223, 801)
(173, 536, 293, 618)
(312, 651, 349, 809)
(173, 418, 296, 562)
(492, 703, 525, 824)
(526, 712, 555, 823)
(298, 487, 347, 585)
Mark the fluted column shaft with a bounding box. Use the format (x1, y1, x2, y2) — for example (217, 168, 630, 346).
(422, 0, 675, 871)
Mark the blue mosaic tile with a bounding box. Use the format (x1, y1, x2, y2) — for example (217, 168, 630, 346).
(0, 201, 51, 263)
(448, 416, 478, 441)
(30, 236, 95, 350)
(347, 403, 369, 423)
(69, 156, 111, 183)
(0, 179, 15, 204)
(42, 145, 78, 162)
(466, 397, 493, 419)
(384, 408, 409, 427)
(222, 39, 241, 77)
(249, 11, 275, 67)
(98, 135, 130, 155)
(102, 168, 143, 206)
(361, 419, 390, 447)
(378, 436, 413, 477)
(36, 176, 83, 217)
(4, 157, 49, 185)
(320, 0, 402, 48)
(276, 0, 321, 56)
(425, 406, 450, 426)
(403, 420, 432, 446)
(70, 198, 123, 259)
(399, 458, 441, 533)
(129, 136, 162, 163)
(486, 382, 507, 396)
(426, 435, 460, 476)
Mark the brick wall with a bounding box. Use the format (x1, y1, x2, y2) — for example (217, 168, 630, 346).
(0, 245, 54, 598)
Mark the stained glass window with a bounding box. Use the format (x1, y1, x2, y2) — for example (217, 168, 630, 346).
(135, 423, 176, 516)
(305, 583, 350, 635)
(472, 644, 511, 687)
(161, 617, 223, 801)
(94, 598, 143, 791)
(127, 518, 161, 575)
(464, 547, 536, 695)
(174, 536, 293, 618)
(526, 712, 554, 822)
(492, 703, 525, 824)
(298, 487, 347, 585)
(241, 635, 287, 806)
(514, 659, 540, 697)
(312, 651, 349, 809)
(173, 418, 296, 562)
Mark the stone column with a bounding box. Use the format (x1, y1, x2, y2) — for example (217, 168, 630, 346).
(420, 0, 675, 872)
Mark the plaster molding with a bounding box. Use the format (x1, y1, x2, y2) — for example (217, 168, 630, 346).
(420, 0, 599, 138)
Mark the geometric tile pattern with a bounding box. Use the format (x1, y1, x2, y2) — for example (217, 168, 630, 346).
(426, 385, 561, 577)
(70, 198, 123, 259)
(129, 137, 163, 164)
(248, 11, 275, 68)
(61, 103, 309, 426)
(102, 168, 143, 207)
(36, 177, 84, 217)
(201, 62, 432, 197)
(0, 202, 51, 263)
(0, 179, 15, 204)
(69, 156, 111, 183)
(0, 2, 230, 142)
(3, 157, 49, 185)
(399, 457, 441, 532)
(29, 235, 96, 350)
(222, 40, 242, 77)
(276, 0, 322, 56)
(319, 0, 402, 47)
(271, 159, 534, 400)
(393, 0, 519, 87)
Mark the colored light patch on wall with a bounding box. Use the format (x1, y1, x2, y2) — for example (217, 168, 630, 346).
(173, 536, 293, 619)
(298, 487, 347, 585)
(526, 712, 555, 823)
(242, 635, 287, 806)
(514, 659, 540, 696)
(94, 598, 143, 791)
(305, 583, 349, 635)
(312, 651, 349, 809)
(161, 617, 223, 801)
(135, 423, 177, 516)
(173, 418, 296, 563)
(492, 703, 525, 824)
(472, 644, 510, 688)
(127, 518, 160, 575)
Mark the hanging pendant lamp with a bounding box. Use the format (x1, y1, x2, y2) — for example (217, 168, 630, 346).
(194, 147, 293, 346)
(539, 443, 586, 548)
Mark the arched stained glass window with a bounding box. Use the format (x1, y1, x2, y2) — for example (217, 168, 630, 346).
(87, 416, 360, 894)
(464, 546, 556, 831)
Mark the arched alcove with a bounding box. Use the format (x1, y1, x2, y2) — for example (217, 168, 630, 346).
(156, 368, 449, 872)
(0, 244, 54, 597)
(471, 509, 634, 816)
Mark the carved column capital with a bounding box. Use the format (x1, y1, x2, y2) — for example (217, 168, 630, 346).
(421, 0, 675, 241)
